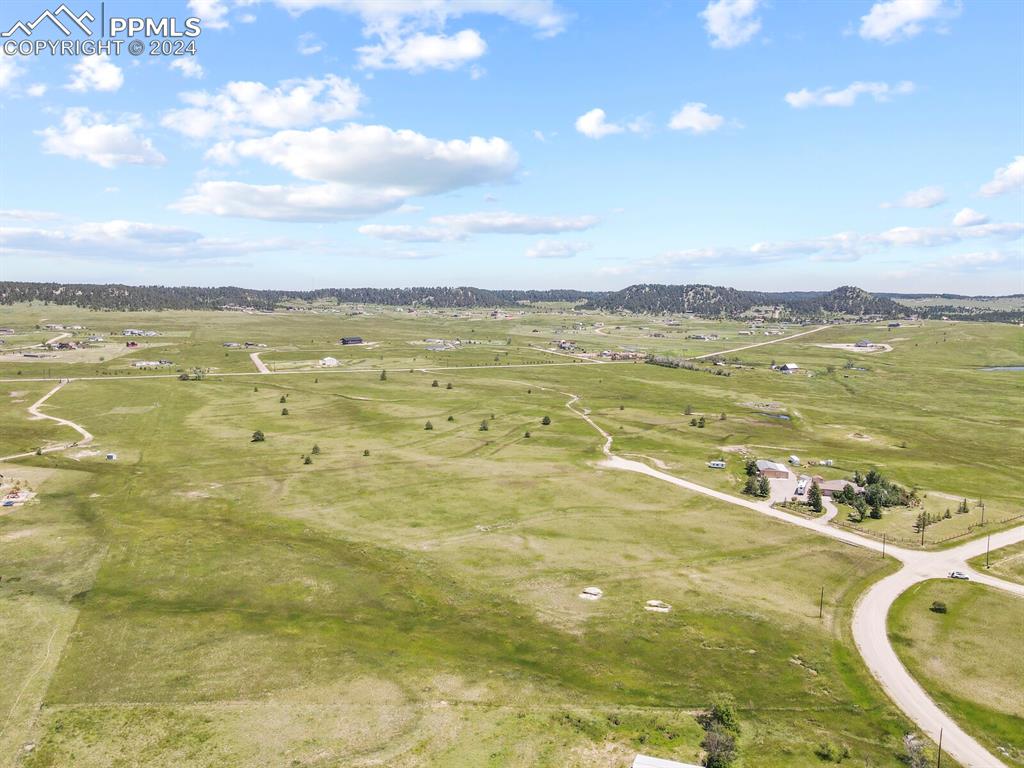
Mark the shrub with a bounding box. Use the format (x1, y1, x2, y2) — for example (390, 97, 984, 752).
(362, 449, 370, 456)
(303, 455, 313, 465)
(930, 601, 947, 614)
(479, 420, 489, 431)
(524, 431, 531, 438)
(446, 382, 453, 389)
(447, 415, 455, 422)
(432, 380, 439, 387)
(281, 408, 289, 416)
(424, 421, 433, 430)
(541, 415, 551, 425)
(251, 430, 265, 442)
(279, 395, 287, 403)
(311, 444, 320, 455)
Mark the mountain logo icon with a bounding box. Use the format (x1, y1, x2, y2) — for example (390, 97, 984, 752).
(2, 4, 95, 37)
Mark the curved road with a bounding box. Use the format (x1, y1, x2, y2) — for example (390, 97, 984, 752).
(562, 392, 1023, 768)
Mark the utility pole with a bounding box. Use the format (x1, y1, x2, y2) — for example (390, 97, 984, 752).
(986, 534, 991, 569)
(980, 501, 985, 526)
(936, 728, 943, 767)
(882, 533, 886, 559)
(818, 586, 824, 619)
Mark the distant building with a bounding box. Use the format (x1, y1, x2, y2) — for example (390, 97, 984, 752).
(888, 322, 901, 328)
(106, 453, 117, 461)
(788, 455, 801, 466)
(855, 339, 872, 348)
(756, 460, 790, 479)
(123, 329, 157, 337)
(778, 363, 799, 373)
(340, 336, 363, 345)
(320, 356, 339, 367)
(707, 460, 727, 469)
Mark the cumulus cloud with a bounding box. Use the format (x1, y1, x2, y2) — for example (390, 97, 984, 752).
(700, 0, 761, 48)
(668, 102, 725, 134)
(979, 156, 1024, 197)
(881, 185, 946, 209)
(358, 211, 599, 241)
(938, 250, 1016, 271)
(0, 219, 295, 262)
(859, 0, 960, 43)
(26, 83, 48, 97)
(66, 54, 124, 92)
(785, 80, 914, 108)
(526, 239, 592, 258)
(268, 0, 567, 72)
(658, 219, 1023, 267)
(357, 224, 467, 242)
(952, 207, 989, 227)
(162, 75, 364, 139)
(178, 125, 518, 221)
(38, 108, 165, 168)
(298, 33, 324, 55)
(358, 29, 487, 71)
(575, 108, 623, 139)
(187, 0, 231, 30)
(169, 58, 204, 79)
(429, 211, 599, 234)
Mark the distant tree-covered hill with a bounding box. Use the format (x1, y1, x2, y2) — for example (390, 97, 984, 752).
(1, 281, 1017, 321)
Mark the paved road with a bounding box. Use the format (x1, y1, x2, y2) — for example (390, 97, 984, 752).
(563, 392, 1023, 768)
(0, 381, 94, 462)
(687, 324, 830, 360)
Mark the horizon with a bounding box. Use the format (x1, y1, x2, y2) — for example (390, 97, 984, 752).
(1, 0, 1022, 293)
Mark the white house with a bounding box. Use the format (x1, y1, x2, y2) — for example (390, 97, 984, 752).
(779, 363, 799, 373)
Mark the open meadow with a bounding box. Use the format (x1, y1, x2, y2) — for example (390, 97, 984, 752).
(1, 302, 1021, 767)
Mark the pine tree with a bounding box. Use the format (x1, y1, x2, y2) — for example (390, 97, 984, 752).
(743, 476, 757, 495)
(757, 475, 771, 498)
(432, 380, 439, 387)
(311, 444, 320, 455)
(541, 415, 551, 425)
(424, 421, 433, 430)
(809, 481, 823, 513)
(380, 370, 387, 381)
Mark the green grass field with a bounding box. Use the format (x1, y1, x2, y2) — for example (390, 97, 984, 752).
(888, 580, 1024, 766)
(2, 303, 1020, 766)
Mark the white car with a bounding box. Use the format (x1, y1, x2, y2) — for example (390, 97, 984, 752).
(948, 571, 970, 580)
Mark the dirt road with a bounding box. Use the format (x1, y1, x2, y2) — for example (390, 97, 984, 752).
(249, 351, 270, 374)
(0, 381, 94, 462)
(688, 325, 830, 360)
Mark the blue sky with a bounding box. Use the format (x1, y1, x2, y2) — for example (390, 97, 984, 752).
(0, 0, 1021, 292)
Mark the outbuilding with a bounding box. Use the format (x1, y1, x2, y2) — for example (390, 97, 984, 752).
(707, 460, 726, 469)
(340, 336, 363, 345)
(320, 356, 339, 367)
(756, 459, 790, 479)
(106, 453, 117, 461)
(778, 363, 799, 373)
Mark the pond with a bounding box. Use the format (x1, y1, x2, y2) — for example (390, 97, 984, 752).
(756, 412, 791, 420)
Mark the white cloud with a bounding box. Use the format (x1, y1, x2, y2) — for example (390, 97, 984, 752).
(269, 1, 567, 73)
(298, 33, 324, 55)
(667, 102, 725, 134)
(66, 54, 124, 93)
(173, 181, 410, 222)
(979, 156, 1024, 197)
(26, 83, 47, 97)
(785, 80, 914, 108)
(575, 108, 623, 139)
(0, 51, 25, 91)
(700, 0, 761, 48)
(178, 125, 518, 221)
(170, 58, 204, 79)
(526, 239, 592, 259)
(357, 224, 467, 242)
(658, 219, 1023, 267)
(38, 108, 166, 168)
(358, 210, 598, 241)
(952, 207, 989, 227)
(272, 0, 569, 38)
(939, 250, 1015, 271)
(429, 211, 599, 234)
(0, 219, 296, 262)
(188, 0, 231, 30)
(859, 0, 959, 43)
(532, 129, 547, 142)
(0, 209, 62, 221)
(162, 75, 364, 139)
(881, 185, 946, 209)
(358, 29, 487, 72)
